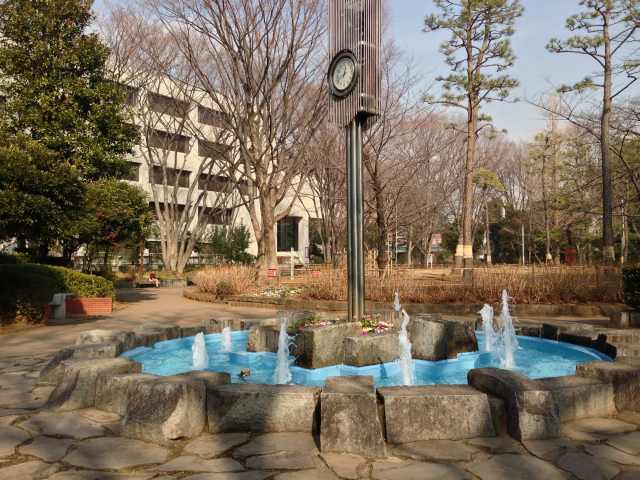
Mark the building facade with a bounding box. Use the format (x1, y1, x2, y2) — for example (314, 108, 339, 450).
(121, 79, 319, 267)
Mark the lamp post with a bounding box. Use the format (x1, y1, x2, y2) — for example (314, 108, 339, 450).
(328, 0, 381, 322)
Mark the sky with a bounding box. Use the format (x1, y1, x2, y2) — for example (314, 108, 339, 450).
(94, 0, 638, 142)
(390, 0, 638, 141)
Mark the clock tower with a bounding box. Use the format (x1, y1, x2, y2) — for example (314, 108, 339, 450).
(328, 0, 381, 322)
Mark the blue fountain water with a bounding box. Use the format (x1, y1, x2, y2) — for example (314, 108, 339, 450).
(122, 330, 611, 387)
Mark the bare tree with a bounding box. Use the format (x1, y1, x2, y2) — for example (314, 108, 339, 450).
(362, 41, 426, 273)
(304, 122, 346, 266)
(142, 0, 327, 276)
(102, 7, 237, 273)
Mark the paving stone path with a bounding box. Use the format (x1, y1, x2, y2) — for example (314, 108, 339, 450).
(1, 355, 640, 479)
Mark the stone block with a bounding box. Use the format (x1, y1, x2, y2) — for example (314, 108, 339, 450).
(541, 324, 560, 341)
(516, 325, 542, 338)
(247, 326, 280, 353)
(122, 375, 206, 444)
(95, 373, 158, 415)
(39, 348, 74, 384)
(180, 325, 207, 338)
(47, 358, 141, 411)
(207, 384, 320, 433)
(204, 318, 245, 333)
(378, 385, 496, 444)
(577, 361, 640, 412)
(132, 324, 181, 347)
(40, 342, 125, 385)
(468, 368, 560, 441)
(71, 342, 123, 360)
(175, 371, 231, 388)
(76, 329, 136, 351)
(343, 333, 399, 367)
(295, 322, 361, 369)
(408, 315, 478, 361)
(536, 375, 615, 421)
(320, 376, 386, 458)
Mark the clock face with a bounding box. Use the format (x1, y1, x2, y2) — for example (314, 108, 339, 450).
(332, 56, 356, 92)
(328, 51, 358, 98)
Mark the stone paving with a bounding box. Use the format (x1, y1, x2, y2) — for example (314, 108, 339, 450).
(1, 355, 640, 479)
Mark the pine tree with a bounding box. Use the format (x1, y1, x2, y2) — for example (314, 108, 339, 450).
(424, 0, 523, 270)
(547, 0, 640, 264)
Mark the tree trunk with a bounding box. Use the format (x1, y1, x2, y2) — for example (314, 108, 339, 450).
(621, 197, 628, 265)
(461, 103, 477, 269)
(601, 9, 616, 264)
(542, 137, 552, 264)
(373, 176, 388, 273)
(256, 195, 278, 278)
(484, 193, 492, 265)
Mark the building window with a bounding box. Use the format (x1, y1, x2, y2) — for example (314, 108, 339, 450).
(125, 162, 141, 181)
(200, 207, 233, 225)
(118, 84, 139, 106)
(198, 140, 228, 158)
(277, 216, 299, 252)
(146, 129, 190, 154)
(238, 180, 253, 197)
(198, 174, 231, 192)
(149, 166, 190, 188)
(148, 92, 190, 118)
(149, 202, 187, 219)
(198, 105, 228, 127)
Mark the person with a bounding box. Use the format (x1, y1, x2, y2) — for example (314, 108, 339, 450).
(148, 271, 160, 287)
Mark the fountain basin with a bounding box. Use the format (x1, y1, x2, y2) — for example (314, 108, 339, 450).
(122, 330, 611, 387)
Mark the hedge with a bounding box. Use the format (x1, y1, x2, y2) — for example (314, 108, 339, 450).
(0, 252, 28, 264)
(0, 264, 114, 324)
(623, 266, 640, 310)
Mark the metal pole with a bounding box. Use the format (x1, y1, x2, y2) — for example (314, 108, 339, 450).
(355, 118, 365, 319)
(521, 224, 526, 266)
(347, 118, 365, 321)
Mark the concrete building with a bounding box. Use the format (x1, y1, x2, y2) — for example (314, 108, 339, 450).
(120, 79, 319, 267)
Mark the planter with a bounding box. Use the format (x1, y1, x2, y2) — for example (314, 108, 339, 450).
(65, 296, 113, 316)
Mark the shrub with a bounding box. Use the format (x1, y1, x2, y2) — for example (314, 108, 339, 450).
(49, 266, 114, 298)
(192, 265, 256, 298)
(623, 266, 640, 310)
(300, 265, 622, 305)
(0, 252, 28, 264)
(200, 225, 255, 264)
(215, 281, 235, 299)
(0, 264, 114, 325)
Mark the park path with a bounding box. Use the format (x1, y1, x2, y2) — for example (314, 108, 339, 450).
(0, 288, 276, 360)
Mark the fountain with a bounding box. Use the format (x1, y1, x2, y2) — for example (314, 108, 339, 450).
(479, 304, 498, 353)
(393, 291, 401, 316)
(222, 326, 233, 353)
(499, 289, 518, 369)
(479, 290, 519, 369)
(398, 310, 415, 385)
(192, 332, 209, 370)
(273, 315, 292, 384)
(393, 292, 414, 385)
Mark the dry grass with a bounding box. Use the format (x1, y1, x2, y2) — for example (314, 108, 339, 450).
(301, 265, 623, 305)
(191, 265, 258, 297)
